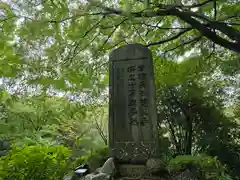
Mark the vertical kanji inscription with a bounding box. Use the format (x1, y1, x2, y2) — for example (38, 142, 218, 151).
(109, 44, 159, 163)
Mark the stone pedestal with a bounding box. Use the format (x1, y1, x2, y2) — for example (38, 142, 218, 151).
(108, 44, 162, 180)
(118, 164, 148, 178)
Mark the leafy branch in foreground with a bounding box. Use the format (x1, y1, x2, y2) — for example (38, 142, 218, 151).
(1, 0, 239, 57)
(89, 0, 240, 52)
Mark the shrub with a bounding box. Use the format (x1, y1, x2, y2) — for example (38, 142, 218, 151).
(168, 154, 233, 180)
(0, 145, 71, 180)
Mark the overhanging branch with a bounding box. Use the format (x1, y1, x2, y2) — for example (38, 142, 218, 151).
(143, 23, 190, 30)
(94, 2, 240, 52)
(181, 0, 215, 8)
(146, 28, 192, 47)
(4, 0, 239, 53)
(164, 36, 202, 54)
(99, 19, 126, 50)
(168, 8, 240, 52)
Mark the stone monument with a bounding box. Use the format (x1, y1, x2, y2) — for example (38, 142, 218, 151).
(109, 44, 160, 177)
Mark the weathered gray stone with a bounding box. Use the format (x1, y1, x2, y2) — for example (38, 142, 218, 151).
(94, 167, 102, 174)
(170, 169, 199, 180)
(146, 158, 165, 173)
(100, 157, 117, 176)
(84, 173, 110, 180)
(109, 43, 159, 164)
(118, 164, 148, 178)
(63, 175, 72, 180)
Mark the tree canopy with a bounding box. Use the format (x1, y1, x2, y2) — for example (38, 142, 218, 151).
(0, 0, 239, 94)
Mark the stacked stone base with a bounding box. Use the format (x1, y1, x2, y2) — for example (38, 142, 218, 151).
(77, 157, 167, 180)
(72, 157, 198, 180)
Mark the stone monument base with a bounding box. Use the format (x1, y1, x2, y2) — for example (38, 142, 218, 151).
(117, 177, 163, 180)
(118, 164, 149, 178)
(73, 157, 169, 180)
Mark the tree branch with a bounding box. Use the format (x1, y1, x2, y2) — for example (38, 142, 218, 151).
(64, 16, 106, 64)
(166, 116, 181, 153)
(93, 2, 172, 18)
(169, 8, 240, 52)
(4, 0, 238, 53)
(153, 0, 214, 10)
(146, 28, 192, 47)
(214, 0, 217, 20)
(169, 90, 193, 155)
(132, 25, 146, 43)
(164, 36, 202, 54)
(98, 19, 126, 51)
(93, 116, 108, 145)
(94, 2, 240, 52)
(178, 10, 240, 42)
(143, 23, 190, 30)
(181, 0, 215, 8)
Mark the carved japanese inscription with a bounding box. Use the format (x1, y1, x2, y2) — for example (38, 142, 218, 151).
(109, 44, 159, 164)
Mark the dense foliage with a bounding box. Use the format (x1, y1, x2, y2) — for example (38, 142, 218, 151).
(0, 145, 71, 180)
(168, 155, 232, 180)
(0, 0, 239, 179)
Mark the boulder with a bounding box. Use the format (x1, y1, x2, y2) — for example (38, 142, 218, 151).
(84, 173, 111, 180)
(146, 158, 166, 174)
(99, 157, 117, 176)
(94, 167, 102, 174)
(169, 169, 200, 180)
(63, 175, 73, 180)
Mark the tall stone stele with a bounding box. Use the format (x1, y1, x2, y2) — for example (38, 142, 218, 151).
(109, 44, 160, 167)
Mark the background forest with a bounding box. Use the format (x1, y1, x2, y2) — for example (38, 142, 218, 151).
(0, 0, 239, 179)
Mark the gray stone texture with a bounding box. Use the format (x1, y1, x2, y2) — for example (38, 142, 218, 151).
(146, 158, 166, 174)
(84, 173, 111, 180)
(109, 44, 159, 164)
(100, 157, 117, 176)
(117, 164, 148, 178)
